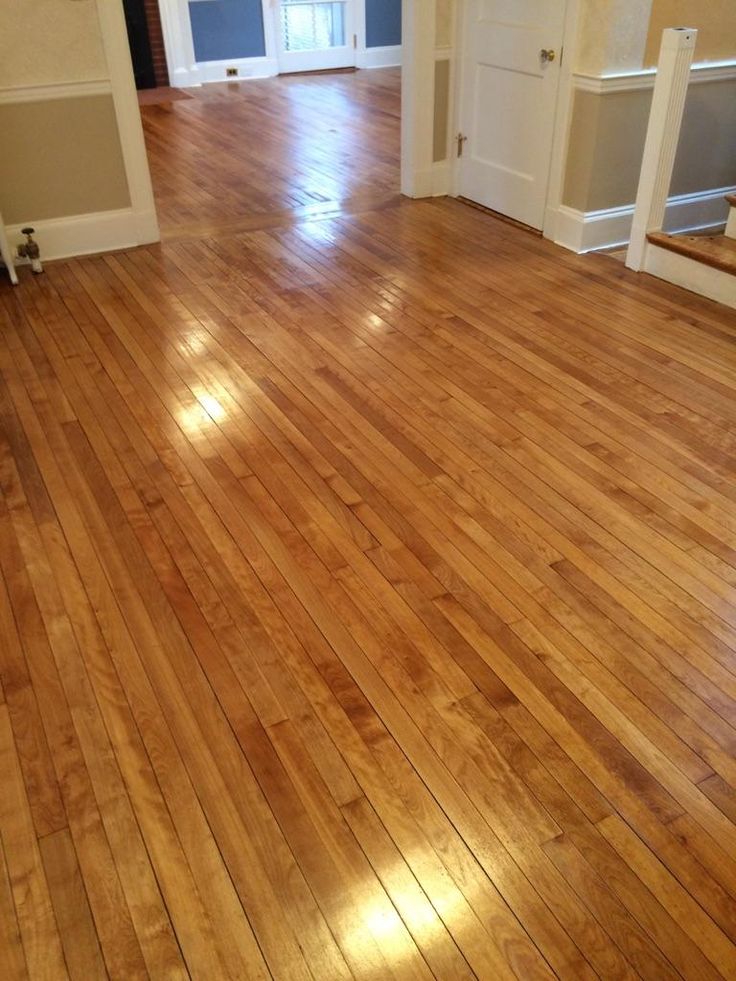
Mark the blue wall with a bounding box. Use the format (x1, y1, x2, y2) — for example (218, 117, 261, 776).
(189, 0, 266, 62)
(365, 0, 401, 48)
(188, 0, 401, 63)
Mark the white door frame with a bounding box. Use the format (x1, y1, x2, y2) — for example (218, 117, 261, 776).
(451, 0, 582, 239)
(273, 0, 358, 74)
(158, 0, 385, 84)
(97, 0, 452, 250)
(95, 0, 159, 245)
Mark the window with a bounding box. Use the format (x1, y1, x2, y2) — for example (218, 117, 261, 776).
(280, 1, 346, 52)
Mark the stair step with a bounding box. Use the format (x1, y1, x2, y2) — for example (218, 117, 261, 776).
(646, 232, 736, 276)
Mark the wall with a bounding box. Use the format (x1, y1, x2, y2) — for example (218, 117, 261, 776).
(0, 0, 134, 257)
(0, 0, 109, 86)
(181, 0, 402, 68)
(188, 0, 266, 62)
(558, 0, 736, 248)
(575, 0, 652, 74)
(563, 79, 736, 213)
(645, 0, 736, 66)
(0, 97, 130, 225)
(366, 0, 402, 48)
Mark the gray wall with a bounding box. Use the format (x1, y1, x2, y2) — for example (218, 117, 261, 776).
(189, 0, 266, 62)
(366, 0, 402, 48)
(187, 0, 402, 63)
(0, 96, 131, 224)
(563, 78, 736, 214)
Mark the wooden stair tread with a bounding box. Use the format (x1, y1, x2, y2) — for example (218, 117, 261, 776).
(647, 231, 736, 275)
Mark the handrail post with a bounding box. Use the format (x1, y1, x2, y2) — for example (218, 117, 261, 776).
(626, 27, 697, 271)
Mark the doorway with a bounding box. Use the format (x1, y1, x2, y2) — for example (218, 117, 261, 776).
(275, 0, 357, 73)
(455, 0, 567, 229)
(122, 0, 158, 89)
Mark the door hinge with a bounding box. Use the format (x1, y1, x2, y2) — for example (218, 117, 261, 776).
(353, 33, 357, 49)
(456, 132, 468, 158)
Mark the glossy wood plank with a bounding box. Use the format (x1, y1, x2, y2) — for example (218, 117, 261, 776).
(2, 67, 736, 979)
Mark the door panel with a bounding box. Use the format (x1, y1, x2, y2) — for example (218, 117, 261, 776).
(275, 0, 356, 73)
(457, 0, 566, 229)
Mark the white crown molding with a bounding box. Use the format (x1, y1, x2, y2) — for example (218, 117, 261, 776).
(552, 185, 736, 254)
(0, 79, 112, 105)
(573, 59, 736, 95)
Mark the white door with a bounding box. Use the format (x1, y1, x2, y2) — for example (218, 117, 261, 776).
(456, 0, 566, 229)
(274, 0, 356, 73)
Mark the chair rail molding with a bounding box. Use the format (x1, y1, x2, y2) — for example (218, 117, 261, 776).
(0, 79, 112, 104)
(573, 58, 736, 94)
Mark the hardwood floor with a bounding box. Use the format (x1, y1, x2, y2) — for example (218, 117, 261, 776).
(140, 68, 401, 237)
(3, 68, 736, 979)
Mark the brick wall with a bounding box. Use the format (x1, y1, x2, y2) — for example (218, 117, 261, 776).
(144, 0, 169, 87)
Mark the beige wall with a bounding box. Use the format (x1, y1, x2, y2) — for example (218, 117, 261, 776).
(645, 0, 736, 66)
(0, 97, 131, 224)
(563, 79, 736, 212)
(575, 0, 653, 74)
(0, 0, 108, 87)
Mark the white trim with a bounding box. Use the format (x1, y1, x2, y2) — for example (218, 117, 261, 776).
(95, 0, 160, 246)
(552, 185, 736, 254)
(0, 79, 112, 105)
(543, 0, 582, 244)
(158, 0, 199, 88)
(5, 209, 155, 263)
(0, 210, 19, 285)
(573, 59, 736, 95)
(644, 244, 736, 310)
(431, 160, 453, 197)
(174, 56, 279, 86)
(626, 27, 697, 271)
(357, 45, 402, 69)
(401, 0, 435, 198)
(726, 202, 736, 239)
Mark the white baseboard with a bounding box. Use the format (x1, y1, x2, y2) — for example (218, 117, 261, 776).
(644, 243, 736, 310)
(170, 57, 279, 87)
(550, 185, 736, 254)
(357, 45, 402, 69)
(5, 207, 159, 263)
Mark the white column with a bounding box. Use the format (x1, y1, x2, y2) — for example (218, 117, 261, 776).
(626, 27, 697, 271)
(96, 0, 160, 243)
(401, 0, 436, 198)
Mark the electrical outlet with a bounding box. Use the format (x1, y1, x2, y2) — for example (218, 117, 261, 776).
(226, 67, 239, 77)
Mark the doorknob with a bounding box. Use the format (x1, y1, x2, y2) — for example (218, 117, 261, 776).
(540, 49, 556, 63)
